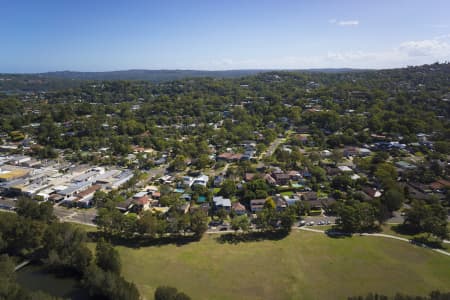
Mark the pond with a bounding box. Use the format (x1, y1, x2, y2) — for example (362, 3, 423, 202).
(16, 264, 89, 300)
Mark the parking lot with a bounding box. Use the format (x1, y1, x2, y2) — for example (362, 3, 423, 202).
(0, 197, 97, 226)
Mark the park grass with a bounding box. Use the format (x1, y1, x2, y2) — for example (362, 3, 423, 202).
(309, 225, 333, 231)
(381, 224, 450, 251)
(116, 230, 450, 300)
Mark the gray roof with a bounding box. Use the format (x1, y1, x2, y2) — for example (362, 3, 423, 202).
(213, 196, 231, 207)
(59, 181, 92, 196)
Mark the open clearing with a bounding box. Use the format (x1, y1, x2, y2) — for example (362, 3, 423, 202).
(117, 230, 450, 300)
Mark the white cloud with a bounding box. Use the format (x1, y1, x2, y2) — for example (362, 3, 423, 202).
(337, 20, 359, 26)
(329, 19, 359, 26)
(399, 37, 450, 57)
(199, 35, 450, 70)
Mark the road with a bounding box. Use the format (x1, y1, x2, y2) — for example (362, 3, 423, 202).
(261, 137, 285, 159)
(146, 164, 168, 179)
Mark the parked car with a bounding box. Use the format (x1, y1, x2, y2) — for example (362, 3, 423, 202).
(299, 220, 306, 226)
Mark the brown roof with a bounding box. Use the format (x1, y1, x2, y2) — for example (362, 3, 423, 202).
(250, 199, 266, 205)
(245, 173, 256, 181)
(218, 153, 234, 160)
(436, 179, 450, 188)
(232, 202, 246, 212)
(273, 173, 290, 180)
(133, 195, 150, 206)
(218, 153, 243, 161)
(76, 185, 101, 198)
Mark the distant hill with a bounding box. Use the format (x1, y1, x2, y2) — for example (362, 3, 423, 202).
(39, 69, 268, 81)
(6, 68, 370, 81)
(0, 68, 373, 92)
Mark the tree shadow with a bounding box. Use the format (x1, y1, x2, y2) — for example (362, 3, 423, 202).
(87, 231, 201, 248)
(410, 236, 445, 249)
(390, 223, 420, 236)
(324, 228, 353, 239)
(215, 230, 289, 244)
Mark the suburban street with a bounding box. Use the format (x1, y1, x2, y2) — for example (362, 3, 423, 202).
(261, 137, 286, 159)
(1, 197, 448, 230)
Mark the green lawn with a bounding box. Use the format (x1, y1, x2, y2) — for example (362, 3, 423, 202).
(280, 191, 293, 197)
(116, 230, 450, 300)
(381, 224, 450, 251)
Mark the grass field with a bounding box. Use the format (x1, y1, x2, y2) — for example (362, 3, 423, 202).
(116, 230, 450, 300)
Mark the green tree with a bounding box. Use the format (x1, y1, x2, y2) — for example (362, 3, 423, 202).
(137, 211, 159, 237)
(230, 215, 250, 233)
(154, 286, 178, 300)
(382, 187, 404, 212)
(404, 200, 448, 239)
(279, 208, 296, 233)
(374, 163, 397, 188)
(96, 238, 121, 274)
(218, 180, 237, 198)
(154, 286, 191, 300)
(190, 209, 208, 238)
(43, 223, 92, 274)
(16, 197, 56, 223)
(83, 264, 140, 300)
(168, 155, 187, 171)
(0, 255, 29, 300)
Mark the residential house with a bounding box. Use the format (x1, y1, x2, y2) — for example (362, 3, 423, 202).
(132, 195, 151, 212)
(338, 165, 353, 173)
(217, 153, 243, 162)
(343, 147, 358, 157)
(250, 198, 266, 213)
(245, 173, 256, 182)
(283, 194, 301, 206)
(395, 161, 417, 171)
(358, 148, 371, 156)
(363, 187, 382, 199)
(116, 198, 133, 212)
(192, 174, 209, 187)
(264, 174, 276, 185)
(275, 196, 287, 211)
(299, 191, 318, 202)
(213, 175, 224, 187)
(232, 202, 247, 215)
(430, 179, 450, 192)
(287, 171, 302, 181)
(213, 196, 231, 211)
(272, 172, 290, 186)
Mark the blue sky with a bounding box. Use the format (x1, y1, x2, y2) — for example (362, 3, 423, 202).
(0, 0, 449, 72)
